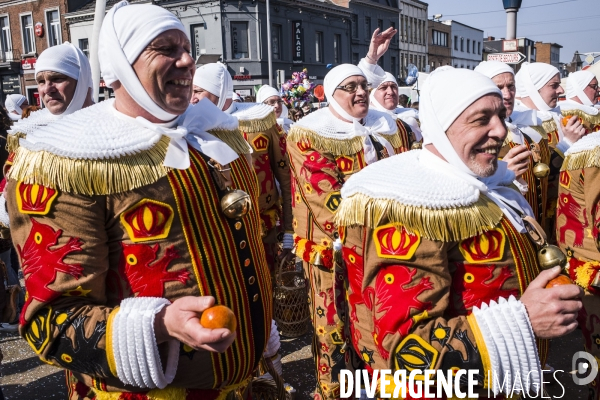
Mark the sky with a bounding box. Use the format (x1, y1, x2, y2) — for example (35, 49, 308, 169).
(423, 0, 597, 64)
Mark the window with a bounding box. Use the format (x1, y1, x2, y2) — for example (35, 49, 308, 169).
(46, 10, 61, 47)
(432, 30, 448, 47)
(478, 42, 481, 55)
(460, 37, 464, 52)
(230, 21, 249, 59)
(365, 17, 371, 39)
(333, 34, 341, 64)
(378, 55, 383, 69)
(417, 20, 421, 44)
(271, 24, 282, 60)
(454, 35, 458, 50)
(377, 19, 383, 32)
(472, 40, 476, 54)
(191, 23, 205, 60)
(401, 16, 406, 41)
(390, 22, 396, 43)
(0, 16, 11, 60)
(21, 14, 34, 54)
(351, 15, 358, 39)
(467, 39, 470, 53)
(78, 38, 89, 58)
(391, 56, 397, 78)
(315, 31, 323, 63)
(352, 52, 359, 65)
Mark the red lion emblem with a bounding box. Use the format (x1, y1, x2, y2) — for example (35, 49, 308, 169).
(556, 192, 588, 246)
(299, 151, 342, 196)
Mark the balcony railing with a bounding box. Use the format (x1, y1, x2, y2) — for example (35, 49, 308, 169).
(0, 48, 20, 63)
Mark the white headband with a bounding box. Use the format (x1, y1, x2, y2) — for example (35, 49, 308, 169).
(36, 42, 92, 115)
(566, 70, 595, 106)
(193, 62, 232, 110)
(256, 85, 280, 103)
(517, 62, 560, 111)
(369, 72, 398, 112)
(474, 61, 514, 79)
(99, 1, 186, 121)
(324, 64, 366, 122)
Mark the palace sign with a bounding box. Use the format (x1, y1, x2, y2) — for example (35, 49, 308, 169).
(487, 52, 526, 64)
(292, 20, 303, 64)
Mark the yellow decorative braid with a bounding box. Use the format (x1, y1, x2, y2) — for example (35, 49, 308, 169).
(237, 112, 277, 133)
(288, 126, 364, 156)
(7, 136, 171, 196)
(378, 129, 404, 151)
(105, 307, 120, 378)
(561, 146, 600, 171)
(466, 314, 492, 389)
(574, 259, 600, 290)
(208, 128, 252, 155)
(334, 193, 504, 242)
(542, 118, 557, 135)
(7, 132, 25, 153)
(561, 109, 600, 127)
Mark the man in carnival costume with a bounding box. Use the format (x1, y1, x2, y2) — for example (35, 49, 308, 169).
(192, 62, 293, 271)
(335, 67, 583, 399)
(515, 62, 586, 237)
(6, 2, 272, 398)
(256, 84, 294, 134)
(369, 72, 421, 149)
(287, 27, 407, 399)
(555, 70, 600, 400)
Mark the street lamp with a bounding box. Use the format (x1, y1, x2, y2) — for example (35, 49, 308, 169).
(502, 0, 522, 40)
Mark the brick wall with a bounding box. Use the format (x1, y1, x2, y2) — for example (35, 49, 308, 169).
(535, 42, 551, 64)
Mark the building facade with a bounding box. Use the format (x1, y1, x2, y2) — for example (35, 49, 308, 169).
(398, 0, 427, 79)
(444, 19, 483, 70)
(427, 18, 450, 71)
(535, 41, 562, 69)
(0, 0, 86, 106)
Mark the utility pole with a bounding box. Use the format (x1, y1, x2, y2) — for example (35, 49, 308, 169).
(266, 0, 273, 86)
(90, 0, 106, 103)
(502, 0, 522, 40)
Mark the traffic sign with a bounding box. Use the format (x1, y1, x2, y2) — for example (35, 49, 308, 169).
(487, 52, 526, 64)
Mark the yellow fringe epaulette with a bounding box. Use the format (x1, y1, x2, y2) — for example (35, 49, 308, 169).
(542, 118, 557, 134)
(6, 132, 25, 153)
(378, 129, 404, 150)
(237, 112, 277, 133)
(561, 146, 600, 171)
(7, 136, 171, 196)
(334, 192, 504, 242)
(287, 126, 364, 156)
(529, 125, 548, 140)
(208, 128, 252, 154)
(561, 108, 600, 127)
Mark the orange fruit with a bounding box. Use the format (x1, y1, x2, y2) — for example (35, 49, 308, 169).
(545, 275, 573, 288)
(200, 305, 237, 332)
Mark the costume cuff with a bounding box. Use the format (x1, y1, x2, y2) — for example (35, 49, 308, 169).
(470, 296, 541, 396)
(358, 58, 385, 88)
(556, 139, 571, 156)
(282, 233, 294, 249)
(111, 297, 179, 389)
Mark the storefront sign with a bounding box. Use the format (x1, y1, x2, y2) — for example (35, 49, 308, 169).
(21, 58, 36, 70)
(1, 75, 21, 95)
(233, 75, 252, 80)
(34, 22, 43, 37)
(292, 20, 303, 64)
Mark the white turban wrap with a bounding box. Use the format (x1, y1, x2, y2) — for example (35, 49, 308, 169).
(474, 61, 514, 79)
(5, 94, 26, 120)
(193, 62, 233, 110)
(35, 42, 93, 115)
(256, 85, 280, 103)
(99, 1, 186, 121)
(566, 70, 595, 106)
(516, 62, 560, 111)
(232, 92, 242, 102)
(369, 72, 397, 111)
(420, 67, 533, 232)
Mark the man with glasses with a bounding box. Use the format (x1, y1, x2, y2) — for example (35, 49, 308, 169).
(555, 70, 600, 400)
(287, 27, 402, 399)
(369, 72, 421, 151)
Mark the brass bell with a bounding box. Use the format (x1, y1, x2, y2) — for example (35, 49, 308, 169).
(220, 189, 252, 219)
(591, 273, 600, 290)
(537, 244, 567, 270)
(532, 163, 550, 179)
(411, 142, 422, 150)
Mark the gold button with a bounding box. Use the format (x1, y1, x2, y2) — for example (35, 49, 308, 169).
(244, 259, 251, 267)
(253, 294, 259, 302)
(240, 240, 247, 249)
(248, 276, 255, 285)
(235, 222, 242, 230)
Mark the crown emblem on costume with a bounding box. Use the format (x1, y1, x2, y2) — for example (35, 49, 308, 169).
(335, 156, 354, 173)
(559, 170, 571, 189)
(373, 224, 420, 260)
(459, 228, 505, 263)
(16, 182, 58, 215)
(296, 137, 312, 153)
(120, 199, 174, 243)
(251, 134, 269, 152)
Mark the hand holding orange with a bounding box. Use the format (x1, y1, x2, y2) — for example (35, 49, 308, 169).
(200, 305, 237, 332)
(545, 274, 573, 288)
